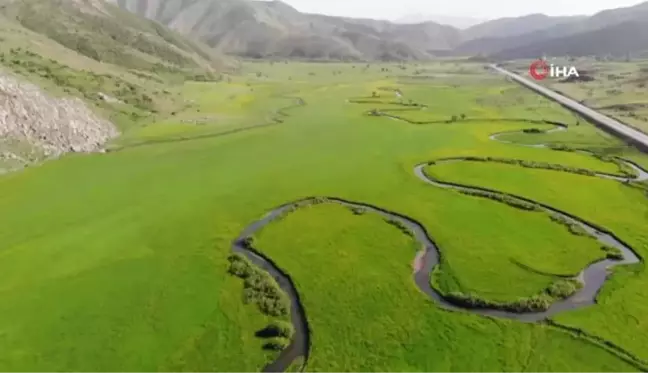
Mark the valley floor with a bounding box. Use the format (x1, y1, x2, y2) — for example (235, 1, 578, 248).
(1, 61, 648, 371)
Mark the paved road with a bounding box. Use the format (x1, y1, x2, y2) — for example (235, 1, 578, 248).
(490, 64, 648, 149)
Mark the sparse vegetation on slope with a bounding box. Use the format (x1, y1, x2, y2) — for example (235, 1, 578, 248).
(2, 0, 224, 74)
(0, 0, 229, 170)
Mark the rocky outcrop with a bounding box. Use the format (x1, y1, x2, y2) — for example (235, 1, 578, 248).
(0, 72, 118, 170)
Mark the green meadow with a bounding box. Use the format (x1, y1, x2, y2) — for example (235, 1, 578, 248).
(252, 203, 634, 371)
(1, 61, 647, 371)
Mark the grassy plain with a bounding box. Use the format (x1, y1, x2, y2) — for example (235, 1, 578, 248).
(424, 154, 648, 361)
(0, 60, 647, 371)
(253, 203, 635, 371)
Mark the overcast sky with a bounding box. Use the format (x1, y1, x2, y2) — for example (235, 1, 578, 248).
(279, 0, 646, 20)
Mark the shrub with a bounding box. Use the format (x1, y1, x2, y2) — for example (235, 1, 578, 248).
(523, 128, 544, 134)
(601, 245, 624, 260)
(311, 197, 329, 205)
(263, 337, 291, 351)
(511, 294, 552, 312)
(549, 214, 588, 236)
(227, 255, 255, 282)
(243, 269, 290, 317)
(459, 189, 539, 211)
(228, 258, 253, 278)
(444, 292, 552, 312)
(350, 207, 367, 215)
(549, 144, 575, 152)
(258, 294, 290, 317)
(240, 236, 255, 249)
(228, 253, 290, 317)
(464, 156, 596, 176)
(266, 320, 295, 339)
(546, 279, 582, 299)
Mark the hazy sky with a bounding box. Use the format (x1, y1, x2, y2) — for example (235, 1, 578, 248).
(279, 0, 646, 20)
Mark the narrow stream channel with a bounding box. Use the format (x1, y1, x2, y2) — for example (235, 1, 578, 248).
(231, 121, 647, 371)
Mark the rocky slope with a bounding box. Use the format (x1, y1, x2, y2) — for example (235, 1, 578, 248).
(0, 72, 118, 171)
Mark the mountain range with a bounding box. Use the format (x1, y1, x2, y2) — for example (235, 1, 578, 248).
(110, 0, 648, 61)
(394, 14, 488, 29)
(106, 0, 462, 60)
(0, 0, 646, 65)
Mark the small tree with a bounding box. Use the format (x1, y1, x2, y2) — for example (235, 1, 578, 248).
(460, 113, 466, 120)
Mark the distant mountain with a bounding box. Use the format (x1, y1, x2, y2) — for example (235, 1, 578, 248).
(492, 20, 648, 59)
(455, 1, 648, 59)
(461, 14, 585, 41)
(394, 14, 487, 29)
(107, 0, 648, 61)
(108, 0, 462, 60)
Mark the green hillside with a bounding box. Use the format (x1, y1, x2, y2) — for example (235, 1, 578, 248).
(0, 0, 227, 171)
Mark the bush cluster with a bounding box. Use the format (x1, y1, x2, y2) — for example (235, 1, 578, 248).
(445, 278, 582, 313)
(263, 337, 291, 351)
(266, 320, 295, 339)
(549, 214, 589, 236)
(239, 236, 255, 249)
(227, 253, 290, 317)
(445, 292, 553, 312)
(458, 189, 540, 211)
(549, 144, 576, 152)
(350, 207, 367, 215)
(601, 244, 624, 260)
(546, 279, 582, 298)
(459, 156, 596, 176)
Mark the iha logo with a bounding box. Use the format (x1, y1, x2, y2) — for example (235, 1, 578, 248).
(528, 59, 579, 80)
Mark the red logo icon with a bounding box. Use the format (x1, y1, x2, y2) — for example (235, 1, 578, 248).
(529, 60, 549, 80)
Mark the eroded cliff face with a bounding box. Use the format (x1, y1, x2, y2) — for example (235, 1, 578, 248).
(0, 72, 118, 172)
